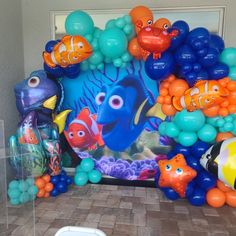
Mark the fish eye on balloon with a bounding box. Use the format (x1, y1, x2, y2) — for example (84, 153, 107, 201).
(78, 42, 84, 49)
(108, 95, 124, 109)
(77, 131, 85, 137)
(27, 76, 40, 88)
(176, 168, 183, 175)
(68, 132, 74, 139)
(147, 19, 153, 25)
(163, 24, 169, 30)
(95, 92, 106, 105)
(212, 85, 219, 92)
(165, 164, 172, 171)
(206, 154, 211, 159)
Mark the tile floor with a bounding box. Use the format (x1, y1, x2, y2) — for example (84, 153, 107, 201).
(3, 184, 236, 236)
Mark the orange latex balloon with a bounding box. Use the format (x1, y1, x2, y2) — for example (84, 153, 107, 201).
(128, 37, 142, 59)
(218, 107, 229, 117)
(203, 105, 220, 117)
(168, 79, 189, 97)
(227, 80, 236, 91)
(42, 174, 51, 183)
(217, 180, 232, 192)
(37, 188, 45, 198)
(206, 188, 226, 208)
(45, 183, 54, 192)
(216, 132, 234, 142)
(154, 18, 171, 30)
(225, 191, 236, 207)
(43, 192, 50, 198)
(162, 104, 177, 116)
(35, 178, 46, 189)
(228, 105, 236, 114)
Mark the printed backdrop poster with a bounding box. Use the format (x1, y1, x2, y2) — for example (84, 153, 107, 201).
(60, 60, 173, 180)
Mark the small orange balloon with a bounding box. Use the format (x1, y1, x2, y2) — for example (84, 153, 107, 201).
(160, 88, 168, 96)
(227, 81, 236, 91)
(206, 188, 226, 208)
(225, 191, 236, 207)
(218, 77, 230, 87)
(154, 18, 171, 30)
(166, 74, 176, 82)
(168, 79, 189, 97)
(45, 183, 54, 192)
(228, 94, 236, 105)
(164, 95, 172, 104)
(37, 188, 45, 198)
(217, 180, 232, 192)
(157, 96, 164, 104)
(162, 104, 177, 116)
(203, 105, 220, 117)
(129, 5, 153, 24)
(220, 100, 229, 107)
(35, 178, 46, 189)
(228, 105, 236, 114)
(42, 174, 51, 183)
(218, 107, 229, 117)
(216, 132, 234, 142)
(43, 192, 50, 198)
(128, 37, 142, 59)
(162, 81, 170, 89)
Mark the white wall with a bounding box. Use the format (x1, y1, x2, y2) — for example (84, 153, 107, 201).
(21, 0, 236, 76)
(0, 1, 24, 138)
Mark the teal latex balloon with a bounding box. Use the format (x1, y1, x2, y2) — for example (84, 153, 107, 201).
(75, 165, 84, 173)
(216, 118, 225, 127)
(113, 58, 123, 67)
(105, 19, 116, 29)
(19, 192, 30, 203)
(123, 24, 133, 35)
(165, 122, 180, 138)
(229, 66, 236, 81)
(9, 180, 19, 189)
(80, 61, 89, 71)
(115, 17, 126, 28)
(223, 122, 234, 132)
(65, 10, 94, 36)
(74, 172, 89, 186)
(174, 109, 205, 132)
(8, 189, 21, 199)
(10, 198, 20, 205)
(197, 124, 217, 142)
(97, 63, 104, 70)
(158, 122, 167, 136)
(220, 48, 236, 67)
(121, 52, 132, 62)
(206, 117, 219, 127)
(18, 181, 29, 192)
(88, 170, 102, 183)
(178, 131, 198, 147)
(25, 178, 34, 186)
(80, 158, 95, 172)
(88, 51, 104, 65)
(28, 185, 38, 196)
(99, 28, 128, 59)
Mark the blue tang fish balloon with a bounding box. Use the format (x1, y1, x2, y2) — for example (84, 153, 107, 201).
(96, 75, 165, 151)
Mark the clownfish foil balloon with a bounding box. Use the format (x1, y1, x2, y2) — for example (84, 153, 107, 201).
(200, 137, 236, 190)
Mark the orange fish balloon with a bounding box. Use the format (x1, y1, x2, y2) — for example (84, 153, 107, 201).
(43, 35, 92, 68)
(172, 80, 229, 112)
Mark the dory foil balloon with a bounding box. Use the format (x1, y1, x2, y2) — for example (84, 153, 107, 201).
(200, 137, 236, 190)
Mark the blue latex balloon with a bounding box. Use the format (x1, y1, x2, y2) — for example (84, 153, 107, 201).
(55, 182, 68, 193)
(169, 20, 189, 51)
(187, 187, 206, 206)
(60, 170, 67, 176)
(145, 52, 174, 81)
(185, 181, 196, 197)
(185, 156, 203, 172)
(44, 63, 63, 78)
(190, 140, 210, 158)
(185, 72, 197, 87)
(196, 70, 209, 81)
(208, 62, 229, 79)
(187, 28, 210, 50)
(60, 175, 67, 182)
(201, 47, 219, 67)
(62, 64, 80, 78)
(162, 187, 180, 200)
(196, 171, 216, 191)
(175, 45, 196, 66)
(50, 175, 60, 185)
(173, 144, 190, 157)
(210, 34, 225, 53)
(196, 48, 208, 58)
(50, 188, 59, 197)
(45, 40, 58, 52)
(66, 176, 73, 185)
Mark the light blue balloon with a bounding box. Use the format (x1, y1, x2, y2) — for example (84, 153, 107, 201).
(19, 192, 30, 204)
(91, 39, 99, 51)
(8, 189, 21, 199)
(105, 19, 116, 29)
(197, 124, 217, 142)
(225, 115, 233, 122)
(178, 131, 198, 146)
(85, 34, 93, 43)
(75, 165, 84, 173)
(9, 180, 19, 189)
(115, 17, 126, 28)
(65, 10, 94, 36)
(18, 181, 29, 192)
(206, 117, 219, 127)
(121, 52, 132, 62)
(123, 24, 133, 35)
(216, 118, 225, 127)
(93, 27, 102, 38)
(113, 58, 123, 67)
(99, 28, 128, 59)
(223, 122, 234, 132)
(74, 172, 88, 186)
(88, 170, 102, 183)
(25, 178, 35, 186)
(229, 66, 236, 81)
(80, 61, 89, 71)
(10, 198, 20, 205)
(88, 51, 104, 65)
(28, 185, 38, 196)
(80, 158, 95, 172)
(158, 122, 167, 136)
(123, 15, 131, 23)
(174, 109, 205, 132)
(165, 122, 180, 138)
(97, 63, 104, 70)
(220, 48, 236, 67)
(89, 64, 96, 70)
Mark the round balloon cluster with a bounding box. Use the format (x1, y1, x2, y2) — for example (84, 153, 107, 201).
(35, 174, 54, 198)
(220, 48, 236, 80)
(74, 158, 102, 186)
(65, 10, 134, 71)
(50, 170, 73, 197)
(159, 109, 217, 146)
(8, 178, 38, 205)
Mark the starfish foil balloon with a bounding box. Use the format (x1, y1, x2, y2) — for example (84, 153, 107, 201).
(158, 154, 197, 197)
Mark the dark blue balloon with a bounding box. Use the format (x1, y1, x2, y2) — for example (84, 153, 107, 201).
(167, 151, 177, 160)
(56, 182, 68, 193)
(50, 188, 59, 197)
(201, 47, 219, 67)
(187, 187, 206, 206)
(50, 175, 60, 185)
(209, 34, 225, 53)
(44, 63, 63, 78)
(169, 20, 190, 50)
(66, 176, 73, 185)
(45, 40, 58, 52)
(193, 63, 202, 73)
(62, 64, 80, 78)
(208, 62, 229, 79)
(190, 141, 210, 158)
(173, 144, 190, 157)
(187, 27, 210, 50)
(180, 63, 192, 75)
(175, 45, 196, 66)
(196, 48, 208, 58)
(145, 52, 174, 81)
(196, 171, 216, 191)
(60, 175, 67, 182)
(185, 72, 197, 86)
(186, 180, 196, 197)
(185, 156, 203, 172)
(196, 70, 208, 80)
(60, 170, 67, 176)
(162, 187, 180, 200)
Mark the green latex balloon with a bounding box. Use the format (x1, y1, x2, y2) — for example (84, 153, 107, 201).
(220, 48, 236, 67)
(80, 158, 95, 172)
(88, 170, 102, 184)
(99, 28, 128, 59)
(178, 131, 198, 147)
(74, 172, 88, 186)
(65, 10, 94, 36)
(197, 124, 217, 142)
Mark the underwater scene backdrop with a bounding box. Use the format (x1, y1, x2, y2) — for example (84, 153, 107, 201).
(59, 60, 173, 180)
